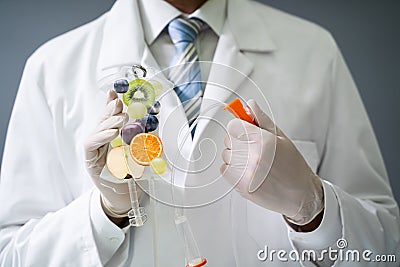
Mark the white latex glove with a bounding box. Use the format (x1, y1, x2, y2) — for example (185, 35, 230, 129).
(221, 99, 324, 226)
(84, 90, 131, 215)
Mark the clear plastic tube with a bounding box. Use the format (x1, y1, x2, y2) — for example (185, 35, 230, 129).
(149, 177, 159, 267)
(170, 105, 225, 267)
(127, 178, 147, 227)
(174, 211, 207, 267)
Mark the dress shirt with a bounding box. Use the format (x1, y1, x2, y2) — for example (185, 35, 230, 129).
(138, 0, 227, 82)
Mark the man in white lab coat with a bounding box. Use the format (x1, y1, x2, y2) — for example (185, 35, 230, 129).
(0, 0, 399, 266)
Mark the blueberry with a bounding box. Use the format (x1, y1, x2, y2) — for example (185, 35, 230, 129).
(139, 115, 159, 132)
(147, 101, 161, 115)
(113, 79, 129, 93)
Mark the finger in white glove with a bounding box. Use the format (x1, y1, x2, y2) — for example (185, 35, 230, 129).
(221, 99, 324, 226)
(84, 90, 132, 214)
(84, 91, 128, 176)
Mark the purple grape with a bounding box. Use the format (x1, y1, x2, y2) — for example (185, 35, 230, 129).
(121, 122, 144, 144)
(147, 101, 161, 115)
(113, 79, 129, 93)
(138, 115, 159, 132)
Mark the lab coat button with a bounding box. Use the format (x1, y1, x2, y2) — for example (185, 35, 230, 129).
(109, 237, 119, 242)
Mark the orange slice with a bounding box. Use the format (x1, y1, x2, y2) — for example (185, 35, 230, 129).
(130, 133, 163, 166)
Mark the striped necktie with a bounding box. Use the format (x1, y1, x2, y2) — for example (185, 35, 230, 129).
(168, 17, 204, 137)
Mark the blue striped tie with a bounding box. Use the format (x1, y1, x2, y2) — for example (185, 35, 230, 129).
(168, 17, 204, 137)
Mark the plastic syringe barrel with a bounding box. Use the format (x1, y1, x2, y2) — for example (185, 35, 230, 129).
(175, 215, 207, 267)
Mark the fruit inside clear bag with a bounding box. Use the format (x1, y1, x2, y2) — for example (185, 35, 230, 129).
(98, 65, 172, 226)
(98, 65, 207, 266)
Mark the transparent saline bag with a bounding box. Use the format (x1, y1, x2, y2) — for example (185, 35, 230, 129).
(98, 65, 207, 267)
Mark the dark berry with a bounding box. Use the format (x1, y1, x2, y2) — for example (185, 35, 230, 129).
(139, 115, 159, 132)
(147, 101, 161, 115)
(113, 79, 129, 93)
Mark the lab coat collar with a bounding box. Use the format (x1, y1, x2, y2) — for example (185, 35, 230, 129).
(96, 0, 277, 79)
(139, 0, 277, 51)
(228, 0, 277, 52)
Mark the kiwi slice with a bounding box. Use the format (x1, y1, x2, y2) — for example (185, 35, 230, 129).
(123, 79, 155, 108)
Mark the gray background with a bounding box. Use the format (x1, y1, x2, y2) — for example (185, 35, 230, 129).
(0, 0, 399, 203)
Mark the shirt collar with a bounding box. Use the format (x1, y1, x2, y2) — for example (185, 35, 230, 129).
(138, 0, 227, 45)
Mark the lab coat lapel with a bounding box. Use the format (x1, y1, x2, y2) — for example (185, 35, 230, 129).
(192, 0, 277, 145)
(96, 0, 145, 80)
(192, 25, 254, 145)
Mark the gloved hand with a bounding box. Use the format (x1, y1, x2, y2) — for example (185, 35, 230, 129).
(221, 99, 324, 226)
(84, 90, 131, 216)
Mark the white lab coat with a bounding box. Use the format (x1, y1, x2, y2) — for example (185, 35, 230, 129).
(0, 0, 399, 266)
